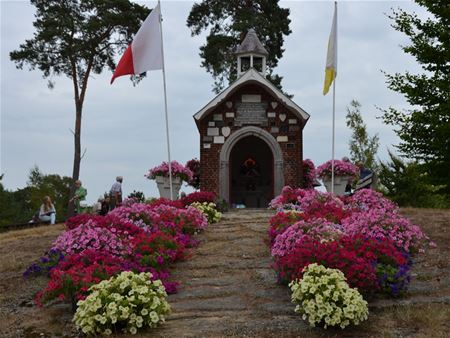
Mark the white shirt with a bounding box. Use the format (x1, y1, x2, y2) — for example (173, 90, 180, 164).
(110, 182, 122, 195)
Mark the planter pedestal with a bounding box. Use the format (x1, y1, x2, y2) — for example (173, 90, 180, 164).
(155, 176, 182, 200)
(322, 176, 352, 196)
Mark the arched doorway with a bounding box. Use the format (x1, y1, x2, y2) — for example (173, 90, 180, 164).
(219, 126, 284, 205)
(229, 136, 273, 207)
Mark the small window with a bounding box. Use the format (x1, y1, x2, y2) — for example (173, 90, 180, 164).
(253, 57, 263, 72)
(287, 143, 295, 149)
(241, 56, 250, 72)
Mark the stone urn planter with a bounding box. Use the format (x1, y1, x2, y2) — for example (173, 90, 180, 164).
(155, 175, 182, 200)
(321, 176, 352, 196)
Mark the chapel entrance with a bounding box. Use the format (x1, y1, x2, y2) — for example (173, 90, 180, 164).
(230, 135, 274, 208)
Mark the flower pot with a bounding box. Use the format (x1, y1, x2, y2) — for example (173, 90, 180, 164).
(155, 175, 182, 199)
(321, 175, 352, 196)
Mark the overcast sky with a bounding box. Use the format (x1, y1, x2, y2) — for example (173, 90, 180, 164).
(1, 0, 427, 204)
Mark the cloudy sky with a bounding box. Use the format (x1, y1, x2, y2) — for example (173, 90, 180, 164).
(1, 0, 427, 203)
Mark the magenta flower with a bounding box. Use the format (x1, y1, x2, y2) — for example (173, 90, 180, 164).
(316, 159, 359, 179)
(145, 160, 193, 182)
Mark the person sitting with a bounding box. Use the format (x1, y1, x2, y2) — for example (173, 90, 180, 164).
(92, 196, 103, 215)
(100, 196, 110, 216)
(355, 162, 376, 190)
(39, 196, 56, 224)
(357, 161, 373, 180)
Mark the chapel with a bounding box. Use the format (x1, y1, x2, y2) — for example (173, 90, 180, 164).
(194, 29, 310, 207)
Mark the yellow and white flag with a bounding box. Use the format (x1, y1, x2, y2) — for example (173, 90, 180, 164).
(323, 2, 337, 95)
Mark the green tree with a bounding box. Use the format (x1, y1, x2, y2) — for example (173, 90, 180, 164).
(379, 151, 449, 208)
(0, 167, 72, 227)
(187, 0, 291, 93)
(382, 0, 450, 193)
(10, 0, 151, 215)
(346, 100, 379, 170)
(27, 166, 72, 220)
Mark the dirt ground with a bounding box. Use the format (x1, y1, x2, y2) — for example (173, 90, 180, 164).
(0, 208, 449, 338)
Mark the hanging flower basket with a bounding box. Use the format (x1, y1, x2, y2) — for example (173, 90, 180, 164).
(145, 161, 193, 199)
(155, 175, 182, 200)
(321, 175, 353, 195)
(316, 160, 358, 196)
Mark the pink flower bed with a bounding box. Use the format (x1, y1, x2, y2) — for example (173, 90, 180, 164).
(180, 191, 216, 206)
(268, 211, 306, 244)
(271, 218, 344, 258)
(268, 186, 436, 297)
(52, 223, 131, 257)
(30, 198, 212, 309)
(347, 189, 398, 213)
(342, 208, 433, 254)
(269, 186, 303, 210)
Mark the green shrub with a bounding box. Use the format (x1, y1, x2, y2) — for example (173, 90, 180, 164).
(379, 151, 449, 208)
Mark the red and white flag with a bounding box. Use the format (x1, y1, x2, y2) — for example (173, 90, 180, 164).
(111, 3, 163, 84)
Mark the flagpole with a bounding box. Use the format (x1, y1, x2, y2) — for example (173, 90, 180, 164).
(158, 0, 174, 200)
(331, 79, 336, 194)
(330, 1, 337, 195)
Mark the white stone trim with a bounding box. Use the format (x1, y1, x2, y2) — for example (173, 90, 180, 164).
(193, 68, 310, 122)
(218, 126, 284, 203)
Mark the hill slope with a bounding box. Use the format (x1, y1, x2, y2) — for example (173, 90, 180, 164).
(0, 208, 449, 337)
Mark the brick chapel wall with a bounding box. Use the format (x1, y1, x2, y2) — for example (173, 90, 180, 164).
(198, 83, 306, 198)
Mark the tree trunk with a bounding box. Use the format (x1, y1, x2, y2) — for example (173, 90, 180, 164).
(67, 102, 82, 217)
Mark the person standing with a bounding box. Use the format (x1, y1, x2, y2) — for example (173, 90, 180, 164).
(110, 176, 123, 210)
(70, 180, 87, 214)
(39, 196, 56, 224)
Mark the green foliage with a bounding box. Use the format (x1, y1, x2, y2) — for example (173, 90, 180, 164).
(382, 0, 450, 194)
(10, 0, 151, 211)
(187, 0, 291, 93)
(128, 190, 146, 203)
(379, 151, 449, 208)
(0, 167, 72, 227)
(10, 0, 150, 83)
(0, 179, 35, 228)
(345, 100, 379, 171)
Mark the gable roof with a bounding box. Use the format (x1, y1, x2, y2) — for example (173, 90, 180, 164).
(193, 68, 310, 122)
(235, 29, 269, 56)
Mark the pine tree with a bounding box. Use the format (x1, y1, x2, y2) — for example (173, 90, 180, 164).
(187, 0, 291, 93)
(10, 0, 151, 215)
(382, 0, 450, 193)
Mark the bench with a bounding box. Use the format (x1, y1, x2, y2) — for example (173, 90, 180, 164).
(355, 172, 377, 191)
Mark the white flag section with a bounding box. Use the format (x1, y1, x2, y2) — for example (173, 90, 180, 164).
(110, 1, 175, 200)
(323, 3, 337, 95)
(111, 3, 162, 84)
(132, 3, 162, 73)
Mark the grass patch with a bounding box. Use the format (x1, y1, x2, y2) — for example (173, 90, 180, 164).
(369, 303, 450, 337)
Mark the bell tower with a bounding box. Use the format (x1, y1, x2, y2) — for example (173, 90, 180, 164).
(235, 29, 268, 78)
